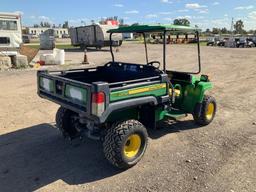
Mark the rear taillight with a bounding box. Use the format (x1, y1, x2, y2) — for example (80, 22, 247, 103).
(92, 92, 105, 116)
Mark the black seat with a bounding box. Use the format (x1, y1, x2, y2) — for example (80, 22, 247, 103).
(166, 71, 192, 83)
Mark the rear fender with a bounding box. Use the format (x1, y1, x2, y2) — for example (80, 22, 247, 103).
(106, 108, 139, 123)
(102, 96, 157, 124)
(105, 104, 156, 129)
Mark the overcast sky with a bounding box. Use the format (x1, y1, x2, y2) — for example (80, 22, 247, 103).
(1, 0, 256, 30)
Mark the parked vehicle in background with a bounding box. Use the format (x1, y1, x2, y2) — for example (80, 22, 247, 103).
(62, 34, 70, 38)
(218, 38, 229, 47)
(225, 37, 236, 48)
(30, 34, 39, 39)
(187, 38, 198, 43)
(206, 37, 218, 46)
(69, 24, 122, 50)
(206, 36, 226, 46)
(207, 35, 256, 48)
(234, 37, 244, 48)
(251, 37, 256, 46)
(246, 38, 256, 48)
(0, 12, 22, 52)
(22, 35, 30, 43)
(207, 36, 231, 47)
(122, 32, 134, 40)
(251, 36, 256, 44)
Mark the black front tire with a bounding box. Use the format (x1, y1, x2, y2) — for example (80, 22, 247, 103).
(103, 119, 148, 169)
(56, 107, 79, 139)
(193, 95, 217, 126)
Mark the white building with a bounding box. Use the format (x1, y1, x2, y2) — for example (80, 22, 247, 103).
(28, 27, 69, 38)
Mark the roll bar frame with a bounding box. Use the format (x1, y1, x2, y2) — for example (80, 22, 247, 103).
(109, 30, 201, 74)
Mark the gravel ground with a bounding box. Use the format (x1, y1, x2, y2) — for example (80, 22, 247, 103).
(0, 43, 255, 192)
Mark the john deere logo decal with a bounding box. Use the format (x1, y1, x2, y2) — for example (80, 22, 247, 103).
(112, 84, 167, 98)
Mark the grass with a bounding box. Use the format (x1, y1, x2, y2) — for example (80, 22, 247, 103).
(56, 44, 76, 49)
(26, 41, 208, 50)
(26, 44, 76, 50)
(188, 42, 207, 46)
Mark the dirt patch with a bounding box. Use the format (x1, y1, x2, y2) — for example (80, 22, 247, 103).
(19, 45, 39, 63)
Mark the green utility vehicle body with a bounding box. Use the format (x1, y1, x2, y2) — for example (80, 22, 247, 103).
(37, 24, 216, 169)
(38, 63, 212, 127)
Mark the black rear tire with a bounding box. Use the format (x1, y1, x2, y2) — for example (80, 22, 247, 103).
(193, 95, 217, 126)
(56, 107, 79, 139)
(103, 119, 148, 169)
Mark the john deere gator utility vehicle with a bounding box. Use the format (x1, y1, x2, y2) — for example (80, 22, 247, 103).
(37, 24, 217, 169)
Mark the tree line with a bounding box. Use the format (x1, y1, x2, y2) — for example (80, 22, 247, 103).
(33, 21, 69, 28)
(169, 18, 256, 35)
(32, 17, 256, 35)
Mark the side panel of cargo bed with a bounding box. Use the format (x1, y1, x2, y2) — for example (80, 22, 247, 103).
(37, 71, 92, 115)
(110, 83, 168, 102)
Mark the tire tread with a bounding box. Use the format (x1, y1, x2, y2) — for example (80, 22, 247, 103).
(103, 119, 148, 169)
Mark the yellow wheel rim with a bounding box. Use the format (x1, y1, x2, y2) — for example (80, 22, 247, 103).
(206, 103, 215, 120)
(124, 134, 141, 158)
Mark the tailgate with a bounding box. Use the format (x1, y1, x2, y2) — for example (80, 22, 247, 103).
(37, 71, 92, 114)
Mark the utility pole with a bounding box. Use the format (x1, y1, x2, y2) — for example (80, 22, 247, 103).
(229, 17, 235, 48)
(230, 17, 234, 37)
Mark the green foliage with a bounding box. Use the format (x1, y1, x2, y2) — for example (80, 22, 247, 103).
(27, 44, 75, 50)
(131, 22, 140, 26)
(62, 21, 69, 29)
(212, 28, 220, 34)
(39, 21, 51, 28)
(220, 27, 228, 34)
(205, 28, 211, 33)
(173, 18, 190, 26)
(248, 29, 256, 35)
(234, 20, 246, 34)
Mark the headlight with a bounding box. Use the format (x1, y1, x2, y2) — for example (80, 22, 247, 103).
(40, 77, 54, 92)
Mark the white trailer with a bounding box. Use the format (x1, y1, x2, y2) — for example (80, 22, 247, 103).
(69, 24, 122, 50)
(0, 12, 22, 53)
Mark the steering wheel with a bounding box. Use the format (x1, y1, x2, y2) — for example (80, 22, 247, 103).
(147, 61, 161, 69)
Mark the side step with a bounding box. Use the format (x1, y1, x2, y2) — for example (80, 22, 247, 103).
(164, 110, 188, 120)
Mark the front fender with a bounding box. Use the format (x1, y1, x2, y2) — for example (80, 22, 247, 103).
(182, 81, 213, 113)
(197, 81, 213, 102)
